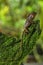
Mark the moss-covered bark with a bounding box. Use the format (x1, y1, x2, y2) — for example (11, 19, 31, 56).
(0, 20, 41, 65)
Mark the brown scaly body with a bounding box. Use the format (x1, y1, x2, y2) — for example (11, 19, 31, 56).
(24, 12, 37, 33)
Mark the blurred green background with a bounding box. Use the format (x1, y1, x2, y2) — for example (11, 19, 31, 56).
(0, 0, 43, 63)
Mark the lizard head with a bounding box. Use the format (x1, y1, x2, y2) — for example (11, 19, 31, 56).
(28, 12, 37, 21)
